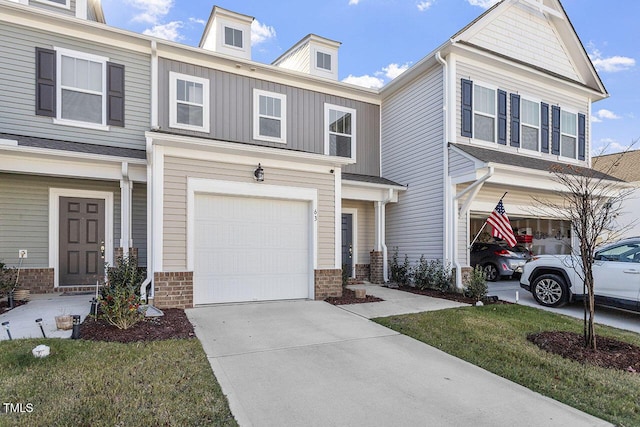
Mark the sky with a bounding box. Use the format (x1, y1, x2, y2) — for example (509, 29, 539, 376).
(101, 0, 638, 155)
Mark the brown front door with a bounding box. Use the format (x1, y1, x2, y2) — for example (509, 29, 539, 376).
(59, 197, 105, 286)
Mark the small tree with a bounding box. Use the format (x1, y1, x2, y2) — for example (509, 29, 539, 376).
(100, 256, 146, 329)
(535, 143, 637, 350)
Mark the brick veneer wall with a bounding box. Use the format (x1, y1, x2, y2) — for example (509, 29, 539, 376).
(16, 268, 55, 293)
(114, 247, 139, 262)
(153, 271, 193, 309)
(370, 251, 384, 284)
(314, 269, 342, 299)
(355, 264, 370, 281)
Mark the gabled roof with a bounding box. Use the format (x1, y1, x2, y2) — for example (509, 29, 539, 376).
(593, 150, 640, 183)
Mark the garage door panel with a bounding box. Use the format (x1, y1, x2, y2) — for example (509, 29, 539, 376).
(194, 194, 311, 304)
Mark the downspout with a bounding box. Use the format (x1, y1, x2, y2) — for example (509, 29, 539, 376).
(381, 188, 393, 283)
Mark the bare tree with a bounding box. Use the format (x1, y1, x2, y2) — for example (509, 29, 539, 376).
(535, 143, 637, 350)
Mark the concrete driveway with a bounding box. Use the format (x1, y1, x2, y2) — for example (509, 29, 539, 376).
(187, 297, 609, 426)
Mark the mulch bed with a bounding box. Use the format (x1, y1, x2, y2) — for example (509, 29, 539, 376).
(0, 299, 28, 312)
(528, 331, 640, 373)
(324, 288, 384, 305)
(395, 285, 511, 305)
(80, 308, 195, 343)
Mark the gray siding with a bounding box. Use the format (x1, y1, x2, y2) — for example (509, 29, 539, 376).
(0, 173, 121, 268)
(132, 183, 147, 267)
(381, 65, 445, 263)
(0, 22, 150, 151)
(449, 148, 477, 178)
(28, 0, 76, 18)
(158, 58, 380, 176)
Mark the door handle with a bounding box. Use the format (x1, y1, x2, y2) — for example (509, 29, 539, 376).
(349, 245, 353, 258)
(623, 269, 640, 274)
(100, 241, 105, 259)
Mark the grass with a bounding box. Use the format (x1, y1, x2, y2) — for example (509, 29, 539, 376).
(0, 338, 237, 426)
(375, 304, 640, 426)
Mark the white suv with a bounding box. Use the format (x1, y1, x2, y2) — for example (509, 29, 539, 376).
(520, 238, 640, 311)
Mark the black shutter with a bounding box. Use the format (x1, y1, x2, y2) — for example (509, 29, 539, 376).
(497, 90, 507, 145)
(510, 93, 520, 147)
(578, 113, 586, 160)
(541, 103, 549, 153)
(551, 105, 560, 155)
(461, 79, 473, 138)
(107, 62, 125, 127)
(35, 48, 56, 117)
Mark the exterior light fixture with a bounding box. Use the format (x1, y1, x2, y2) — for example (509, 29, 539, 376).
(254, 163, 264, 182)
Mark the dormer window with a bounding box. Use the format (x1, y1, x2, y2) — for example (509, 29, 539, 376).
(316, 51, 332, 71)
(34, 0, 70, 9)
(224, 26, 243, 49)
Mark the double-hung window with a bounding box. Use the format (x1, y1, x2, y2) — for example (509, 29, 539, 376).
(473, 85, 496, 143)
(520, 99, 540, 151)
(560, 110, 577, 158)
(56, 48, 108, 128)
(325, 104, 356, 159)
(224, 26, 243, 49)
(253, 89, 286, 143)
(316, 51, 332, 71)
(34, 0, 70, 9)
(169, 72, 209, 133)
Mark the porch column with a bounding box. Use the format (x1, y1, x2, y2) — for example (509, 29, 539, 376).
(120, 162, 132, 259)
(371, 200, 385, 284)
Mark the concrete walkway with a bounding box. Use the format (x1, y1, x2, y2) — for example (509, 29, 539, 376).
(187, 288, 610, 427)
(0, 293, 92, 340)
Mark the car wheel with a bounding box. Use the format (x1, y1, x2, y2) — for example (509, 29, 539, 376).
(483, 263, 499, 282)
(532, 274, 568, 307)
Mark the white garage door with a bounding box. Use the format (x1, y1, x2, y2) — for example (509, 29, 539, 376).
(193, 194, 311, 304)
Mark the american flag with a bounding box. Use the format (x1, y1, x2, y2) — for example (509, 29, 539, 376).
(487, 199, 517, 247)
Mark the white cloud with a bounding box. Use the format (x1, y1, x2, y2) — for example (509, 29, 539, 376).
(589, 48, 635, 73)
(143, 21, 183, 41)
(466, 0, 499, 9)
(251, 19, 276, 45)
(592, 138, 630, 155)
(596, 109, 621, 120)
(382, 63, 410, 79)
(127, 0, 173, 24)
(591, 115, 602, 123)
(188, 17, 206, 26)
(348, 0, 360, 4)
(342, 74, 385, 89)
(417, 1, 433, 11)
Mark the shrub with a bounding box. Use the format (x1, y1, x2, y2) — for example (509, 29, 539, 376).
(464, 265, 488, 301)
(428, 259, 453, 292)
(0, 261, 17, 298)
(389, 248, 410, 286)
(100, 256, 146, 330)
(413, 256, 429, 290)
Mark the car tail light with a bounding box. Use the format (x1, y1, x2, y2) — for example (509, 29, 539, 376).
(495, 249, 511, 256)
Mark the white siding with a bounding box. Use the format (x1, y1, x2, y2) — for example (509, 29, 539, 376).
(457, 209, 469, 266)
(382, 65, 445, 263)
(467, 2, 579, 81)
(273, 43, 310, 74)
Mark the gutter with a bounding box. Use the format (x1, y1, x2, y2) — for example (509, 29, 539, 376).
(381, 188, 394, 283)
(140, 137, 154, 302)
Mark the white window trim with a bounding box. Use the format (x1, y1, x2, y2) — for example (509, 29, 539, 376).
(169, 71, 210, 133)
(223, 26, 244, 50)
(34, 0, 70, 9)
(520, 97, 541, 152)
(560, 108, 578, 160)
(314, 49, 333, 72)
(253, 89, 287, 144)
(324, 103, 357, 160)
(472, 82, 498, 144)
(53, 47, 109, 131)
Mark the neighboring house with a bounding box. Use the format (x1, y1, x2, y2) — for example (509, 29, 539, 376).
(593, 150, 640, 239)
(380, 0, 609, 286)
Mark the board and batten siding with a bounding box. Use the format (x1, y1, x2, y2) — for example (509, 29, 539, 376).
(0, 173, 121, 268)
(342, 200, 374, 264)
(157, 58, 380, 176)
(162, 157, 336, 270)
(381, 65, 445, 263)
(455, 59, 590, 161)
(0, 22, 150, 151)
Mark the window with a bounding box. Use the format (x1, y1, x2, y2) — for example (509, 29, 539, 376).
(316, 51, 332, 71)
(224, 26, 243, 49)
(560, 110, 577, 158)
(34, 0, 70, 9)
(473, 85, 496, 142)
(325, 104, 356, 159)
(253, 90, 286, 143)
(521, 99, 540, 151)
(595, 243, 640, 263)
(169, 72, 209, 132)
(56, 48, 107, 127)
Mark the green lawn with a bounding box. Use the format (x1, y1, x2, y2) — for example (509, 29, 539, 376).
(0, 338, 237, 426)
(375, 304, 640, 426)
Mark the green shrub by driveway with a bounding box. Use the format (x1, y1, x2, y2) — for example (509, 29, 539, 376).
(375, 304, 640, 426)
(0, 338, 237, 426)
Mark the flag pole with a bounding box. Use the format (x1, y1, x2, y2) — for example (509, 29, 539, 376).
(468, 192, 508, 248)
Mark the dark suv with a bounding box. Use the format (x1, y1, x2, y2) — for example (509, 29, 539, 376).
(470, 242, 532, 281)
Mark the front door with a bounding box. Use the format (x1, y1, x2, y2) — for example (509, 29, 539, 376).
(59, 197, 105, 286)
(341, 213, 353, 278)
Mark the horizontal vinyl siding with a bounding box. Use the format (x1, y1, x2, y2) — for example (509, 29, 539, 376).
(158, 58, 380, 175)
(0, 173, 120, 268)
(0, 22, 150, 151)
(455, 59, 590, 162)
(132, 184, 147, 267)
(381, 65, 445, 263)
(163, 157, 335, 270)
(458, 210, 469, 266)
(28, 0, 76, 17)
(342, 200, 374, 264)
(449, 149, 477, 178)
(274, 43, 310, 74)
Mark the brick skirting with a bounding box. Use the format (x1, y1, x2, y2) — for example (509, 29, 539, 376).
(370, 251, 384, 284)
(153, 271, 193, 309)
(16, 268, 55, 293)
(355, 264, 370, 281)
(314, 269, 342, 299)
